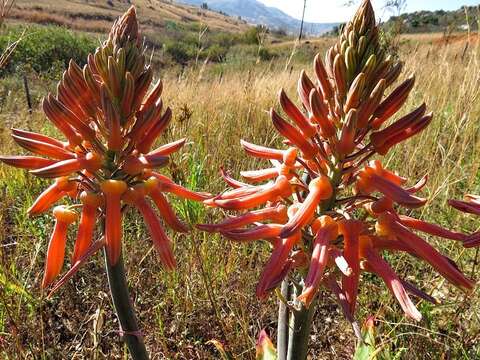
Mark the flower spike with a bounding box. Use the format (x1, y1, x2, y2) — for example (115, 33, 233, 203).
(199, 0, 474, 335)
(1, 8, 210, 357)
(0, 7, 206, 306)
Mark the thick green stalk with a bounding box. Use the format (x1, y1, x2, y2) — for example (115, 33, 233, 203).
(105, 250, 149, 360)
(277, 280, 290, 360)
(286, 285, 316, 360)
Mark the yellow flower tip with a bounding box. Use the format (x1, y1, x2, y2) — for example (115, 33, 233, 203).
(296, 288, 315, 308)
(308, 175, 333, 200)
(375, 213, 392, 237)
(123, 155, 144, 175)
(275, 175, 293, 197)
(314, 215, 339, 239)
(283, 147, 298, 167)
(122, 185, 147, 205)
(80, 191, 104, 208)
(358, 235, 374, 258)
(54, 176, 74, 190)
(287, 203, 301, 219)
(273, 204, 289, 223)
(52, 206, 77, 224)
(144, 176, 160, 193)
(100, 180, 128, 196)
(83, 152, 103, 172)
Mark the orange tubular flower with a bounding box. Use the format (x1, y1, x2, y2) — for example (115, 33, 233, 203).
(28, 177, 76, 216)
(361, 246, 422, 321)
(72, 191, 103, 263)
(123, 186, 176, 270)
(280, 176, 333, 238)
(298, 216, 338, 306)
(101, 180, 127, 265)
(42, 206, 77, 288)
(199, 1, 475, 346)
(339, 220, 363, 315)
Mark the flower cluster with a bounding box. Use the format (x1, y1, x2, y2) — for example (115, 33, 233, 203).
(0, 7, 209, 291)
(449, 195, 480, 247)
(199, 0, 474, 322)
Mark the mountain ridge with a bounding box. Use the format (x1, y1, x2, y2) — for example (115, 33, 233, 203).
(175, 0, 338, 35)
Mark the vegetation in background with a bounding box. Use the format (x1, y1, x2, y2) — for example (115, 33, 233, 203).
(384, 5, 480, 34)
(0, 25, 96, 75)
(0, 1, 479, 359)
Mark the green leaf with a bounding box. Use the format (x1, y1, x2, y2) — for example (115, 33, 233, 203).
(354, 316, 377, 360)
(0, 272, 35, 303)
(256, 329, 277, 360)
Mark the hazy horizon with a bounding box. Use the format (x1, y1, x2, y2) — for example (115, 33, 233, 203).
(257, 0, 480, 23)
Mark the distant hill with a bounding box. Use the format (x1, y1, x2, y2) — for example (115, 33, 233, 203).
(9, 0, 250, 34)
(176, 0, 338, 35)
(384, 4, 480, 33)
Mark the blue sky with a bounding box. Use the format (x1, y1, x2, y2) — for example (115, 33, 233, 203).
(258, 0, 480, 23)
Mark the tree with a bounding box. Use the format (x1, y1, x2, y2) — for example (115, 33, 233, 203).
(384, 0, 407, 16)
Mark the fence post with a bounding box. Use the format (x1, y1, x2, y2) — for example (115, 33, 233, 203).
(23, 74, 32, 114)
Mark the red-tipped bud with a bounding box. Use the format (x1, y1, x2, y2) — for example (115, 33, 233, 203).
(370, 75, 415, 129)
(0, 155, 56, 170)
(271, 109, 318, 160)
(279, 89, 317, 138)
(337, 109, 357, 156)
(240, 140, 284, 161)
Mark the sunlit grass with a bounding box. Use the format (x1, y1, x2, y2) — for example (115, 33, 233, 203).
(0, 34, 479, 359)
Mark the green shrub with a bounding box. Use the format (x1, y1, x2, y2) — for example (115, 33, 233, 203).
(207, 44, 228, 62)
(0, 24, 97, 76)
(164, 41, 197, 64)
(258, 47, 274, 61)
(242, 25, 268, 45)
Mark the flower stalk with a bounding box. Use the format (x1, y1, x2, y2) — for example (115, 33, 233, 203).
(105, 250, 149, 360)
(286, 286, 316, 360)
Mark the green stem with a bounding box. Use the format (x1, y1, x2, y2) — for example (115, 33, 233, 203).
(277, 280, 290, 360)
(105, 250, 149, 360)
(286, 284, 316, 360)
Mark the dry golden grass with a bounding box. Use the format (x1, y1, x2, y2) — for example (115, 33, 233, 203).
(0, 33, 479, 359)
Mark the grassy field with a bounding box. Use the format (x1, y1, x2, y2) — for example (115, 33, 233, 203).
(0, 11, 479, 360)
